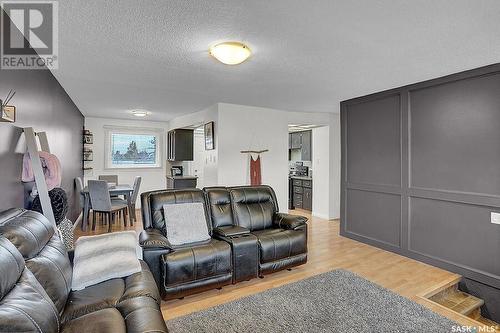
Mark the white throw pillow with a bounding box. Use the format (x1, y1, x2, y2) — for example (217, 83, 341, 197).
(71, 231, 141, 291)
(163, 202, 210, 246)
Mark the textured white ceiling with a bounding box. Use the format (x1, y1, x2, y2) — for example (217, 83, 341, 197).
(53, 0, 500, 121)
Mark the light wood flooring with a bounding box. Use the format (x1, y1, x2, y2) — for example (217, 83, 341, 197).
(74, 208, 496, 330)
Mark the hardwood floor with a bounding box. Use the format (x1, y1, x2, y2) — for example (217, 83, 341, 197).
(74, 208, 494, 329)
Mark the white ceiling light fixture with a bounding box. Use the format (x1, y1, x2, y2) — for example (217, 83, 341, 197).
(131, 110, 148, 117)
(209, 41, 251, 65)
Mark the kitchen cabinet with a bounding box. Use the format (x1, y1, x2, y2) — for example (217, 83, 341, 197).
(300, 131, 312, 161)
(290, 177, 312, 211)
(303, 187, 312, 211)
(288, 130, 312, 161)
(290, 132, 302, 149)
(167, 129, 193, 161)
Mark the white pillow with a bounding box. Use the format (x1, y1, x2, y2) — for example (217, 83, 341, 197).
(71, 231, 141, 291)
(163, 202, 210, 246)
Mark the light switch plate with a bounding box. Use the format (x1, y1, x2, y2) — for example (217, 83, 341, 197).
(491, 212, 500, 225)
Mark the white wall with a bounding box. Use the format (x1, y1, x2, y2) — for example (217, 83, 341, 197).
(329, 112, 341, 219)
(84, 117, 169, 207)
(217, 104, 289, 210)
(312, 126, 330, 219)
(216, 103, 334, 213)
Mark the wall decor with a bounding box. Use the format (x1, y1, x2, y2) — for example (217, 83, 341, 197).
(83, 148, 93, 162)
(1, 105, 16, 122)
(83, 133, 93, 144)
(204, 121, 215, 150)
(1, 89, 17, 122)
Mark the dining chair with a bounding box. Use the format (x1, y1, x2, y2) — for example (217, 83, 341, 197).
(98, 175, 118, 185)
(75, 177, 91, 230)
(75, 177, 84, 210)
(88, 180, 128, 232)
(111, 176, 141, 225)
(99, 175, 120, 198)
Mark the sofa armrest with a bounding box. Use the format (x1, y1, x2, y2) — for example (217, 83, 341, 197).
(213, 226, 250, 237)
(273, 213, 308, 230)
(139, 229, 173, 250)
(139, 229, 173, 291)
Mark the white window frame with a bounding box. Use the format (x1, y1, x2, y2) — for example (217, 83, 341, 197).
(104, 126, 164, 169)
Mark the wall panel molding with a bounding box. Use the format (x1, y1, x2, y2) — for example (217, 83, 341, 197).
(341, 63, 500, 289)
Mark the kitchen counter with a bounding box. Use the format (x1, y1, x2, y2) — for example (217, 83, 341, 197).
(166, 176, 198, 189)
(289, 176, 312, 181)
(166, 175, 198, 179)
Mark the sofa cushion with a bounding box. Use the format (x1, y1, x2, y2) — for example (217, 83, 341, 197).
(0, 237, 60, 333)
(142, 189, 208, 231)
(0, 208, 72, 315)
(204, 187, 234, 228)
(162, 239, 232, 287)
(0, 208, 55, 259)
(72, 231, 141, 290)
(254, 229, 307, 263)
(116, 296, 168, 333)
(62, 260, 159, 323)
(230, 186, 278, 231)
(163, 202, 210, 245)
(62, 308, 126, 333)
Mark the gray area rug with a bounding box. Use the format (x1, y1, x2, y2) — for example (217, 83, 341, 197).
(167, 269, 457, 333)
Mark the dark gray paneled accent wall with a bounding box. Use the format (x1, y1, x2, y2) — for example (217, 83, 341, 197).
(341, 63, 500, 290)
(0, 70, 83, 221)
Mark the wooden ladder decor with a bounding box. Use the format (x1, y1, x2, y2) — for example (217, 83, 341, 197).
(23, 127, 56, 225)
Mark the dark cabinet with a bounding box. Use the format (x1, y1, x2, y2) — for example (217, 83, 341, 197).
(167, 176, 197, 189)
(300, 131, 312, 161)
(303, 188, 312, 211)
(290, 132, 302, 149)
(167, 129, 193, 161)
(288, 130, 312, 161)
(290, 177, 312, 211)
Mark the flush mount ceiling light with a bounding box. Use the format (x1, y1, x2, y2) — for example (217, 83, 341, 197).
(209, 42, 251, 65)
(131, 110, 148, 117)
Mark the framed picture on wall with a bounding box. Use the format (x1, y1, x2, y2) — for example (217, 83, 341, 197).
(83, 134, 93, 144)
(204, 121, 215, 150)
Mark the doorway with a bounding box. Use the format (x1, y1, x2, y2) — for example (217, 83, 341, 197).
(288, 124, 329, 219)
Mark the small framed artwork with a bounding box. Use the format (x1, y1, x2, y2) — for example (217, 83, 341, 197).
(204, 121, 215, 150)
(0, 105, 16, 123)
(83, 134, 93, 144)
(83, 149, 93, 161)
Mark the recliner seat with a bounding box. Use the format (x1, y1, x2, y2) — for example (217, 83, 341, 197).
(140, 189, 232, 300)
(0, 208, 168, 333)
(209, 186, 308, 276)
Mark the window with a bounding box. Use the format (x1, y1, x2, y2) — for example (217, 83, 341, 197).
(105, 127, 163, 169)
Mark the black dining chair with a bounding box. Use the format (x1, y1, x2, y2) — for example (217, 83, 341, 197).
(88, 180, 128, 232)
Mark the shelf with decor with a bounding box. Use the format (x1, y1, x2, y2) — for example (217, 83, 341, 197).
(83, 129, 93, 173)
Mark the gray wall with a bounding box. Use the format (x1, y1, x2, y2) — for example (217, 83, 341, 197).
(340, 64, 500, 290)
(0, 69, 84, 221)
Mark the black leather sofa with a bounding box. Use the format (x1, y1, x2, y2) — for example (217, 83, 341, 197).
(0, 208, 168, 333)
(140, 185, 308, 300)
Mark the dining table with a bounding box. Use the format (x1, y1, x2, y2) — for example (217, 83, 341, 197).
(80, 184, 134, 231)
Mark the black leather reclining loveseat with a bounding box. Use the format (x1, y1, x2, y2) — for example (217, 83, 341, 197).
(140, 185, 308, 301)
(0, 208, 168, 333)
